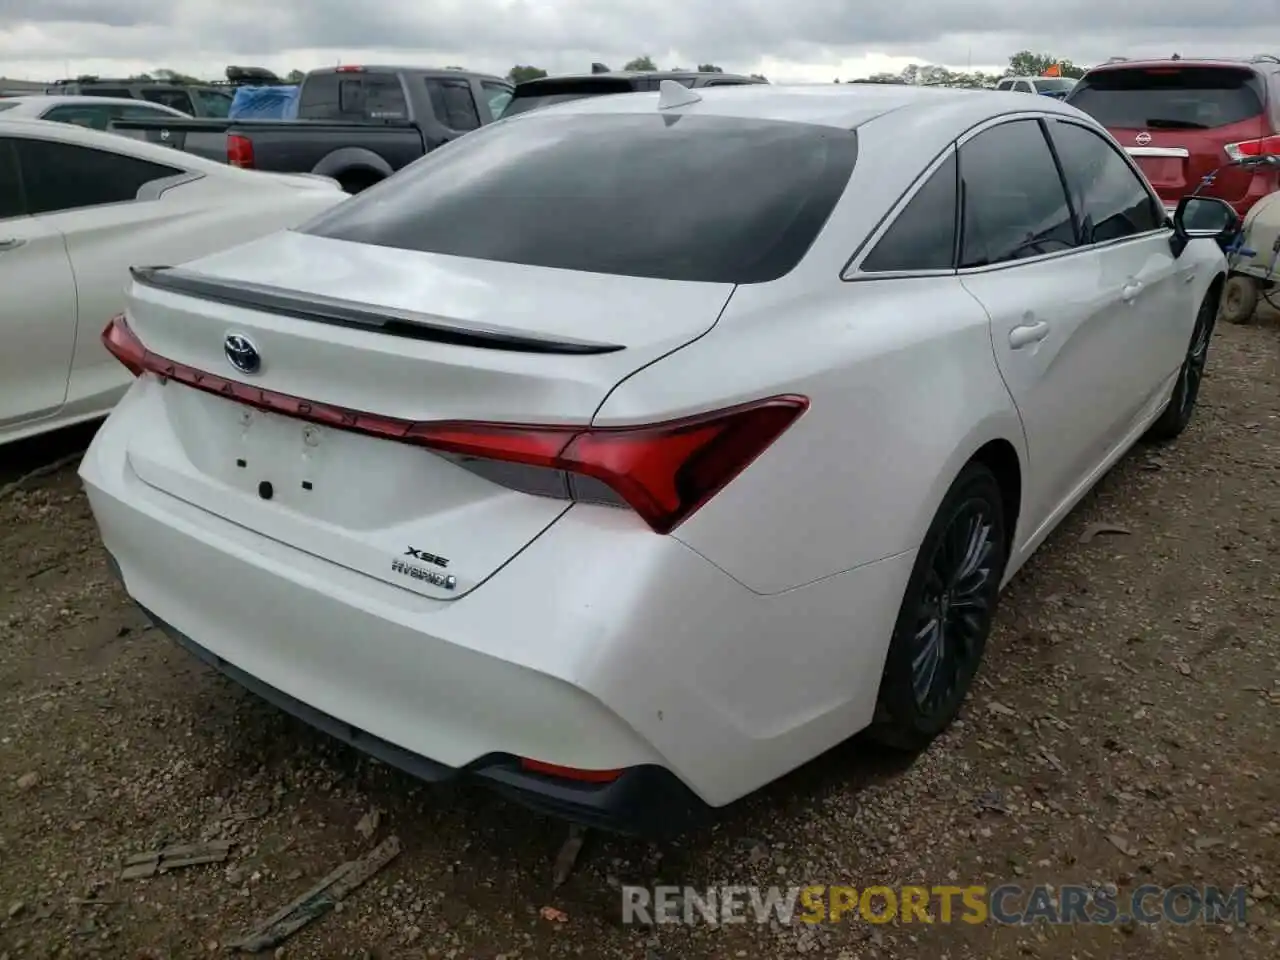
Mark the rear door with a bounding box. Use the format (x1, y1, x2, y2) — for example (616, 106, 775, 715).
(1043, 117, 1185, 414)
(0, 138, 78, 426)
(13, 135, 188, 407)
(955, 118, 1137, 528)
(1067, 64, 1268, 207)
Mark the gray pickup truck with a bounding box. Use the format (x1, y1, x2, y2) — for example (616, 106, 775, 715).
(108, 65, 515, 193)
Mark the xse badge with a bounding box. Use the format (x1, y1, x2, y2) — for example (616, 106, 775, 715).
(391, 546, 456, 590)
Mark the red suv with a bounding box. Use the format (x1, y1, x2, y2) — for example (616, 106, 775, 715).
(1066, 56, 1280, 216)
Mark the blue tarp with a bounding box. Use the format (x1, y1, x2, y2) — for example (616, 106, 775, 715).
(229, 85, 299, 120)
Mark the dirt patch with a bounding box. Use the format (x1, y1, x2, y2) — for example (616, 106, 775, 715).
(1, 319, 1278, 959)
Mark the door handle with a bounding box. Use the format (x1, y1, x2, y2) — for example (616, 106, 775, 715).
(0, 238, 25, 252)
(1009, 320, 1050, 349)
(1121, 280, 1144, 302)
(1181, 271, 1197, 284)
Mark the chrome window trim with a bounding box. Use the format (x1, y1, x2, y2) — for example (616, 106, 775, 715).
(845, 111, 1172, 282)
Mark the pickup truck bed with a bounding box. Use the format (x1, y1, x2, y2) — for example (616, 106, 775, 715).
(110, 117, 427, 191)
(107, 65, 511, 192)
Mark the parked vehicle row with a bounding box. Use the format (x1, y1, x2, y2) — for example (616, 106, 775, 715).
(79, 81, 1237, 834)
(105, 66, 761, 192)
(0, 117, 346, 446)
(0, 94, 190, 130)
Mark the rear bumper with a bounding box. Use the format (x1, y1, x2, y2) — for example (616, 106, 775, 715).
(132, 595, 706, 836)
(1158, 173, 1280, 219)
(80, 380, 915, 826)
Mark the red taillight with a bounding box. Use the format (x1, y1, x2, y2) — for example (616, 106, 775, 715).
(335, 65, 365, 73)
(1224, 134, 1280, 161)
(98, 314, 808, 534)
(519, 759, 623, 783)
(405, 399, 807, 534)
(227, 133, 254, 168)
(102, 313, 146, 376)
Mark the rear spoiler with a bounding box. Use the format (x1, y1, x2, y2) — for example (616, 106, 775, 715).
(129, 266, 626, 356)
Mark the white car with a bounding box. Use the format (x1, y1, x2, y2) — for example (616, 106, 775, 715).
(1, 118, 347, 445)
(996, 76, 1078, 99)
(0, 94, 191, 130)
(80, 84, 1232, 834)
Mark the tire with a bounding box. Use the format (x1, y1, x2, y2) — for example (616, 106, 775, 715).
(868, 462, 1008, 752)
(1143, 290, 1218, 443)
(337, 171, 383, 194)
(1219, 275, 1259, 325)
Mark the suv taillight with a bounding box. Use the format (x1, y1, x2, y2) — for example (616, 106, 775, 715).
(1225, 135, 1280, 161)
(227, 133, 254, 168)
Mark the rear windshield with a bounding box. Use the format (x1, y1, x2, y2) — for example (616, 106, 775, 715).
(1033, 78, 1076, 93)
(0, 101, 17, 113)
(300, 113, 858, 284)
(1067, 66, 1266, 129)
(502, 79, 637, 117)
(298, 72, 408, 121)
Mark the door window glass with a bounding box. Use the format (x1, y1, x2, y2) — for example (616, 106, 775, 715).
(958, 119, 1078, 268)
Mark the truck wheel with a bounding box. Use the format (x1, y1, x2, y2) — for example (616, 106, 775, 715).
(337, 171, 383, 194)
(1220, 276, 1259, 325)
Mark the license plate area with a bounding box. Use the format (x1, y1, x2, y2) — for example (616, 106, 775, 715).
(1134, 156, 1184, 187)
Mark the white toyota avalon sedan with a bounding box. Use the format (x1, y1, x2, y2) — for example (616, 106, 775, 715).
(79, 82, 1235, 834)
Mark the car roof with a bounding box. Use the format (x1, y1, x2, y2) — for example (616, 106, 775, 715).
(308, 65, 510, 83)
(523, 70, 760, 83)
(0, 94, 188, 111)
(503, 81, 1086, 131)
(1085, 56, 1272, 75)
(0, 116, 232, 173)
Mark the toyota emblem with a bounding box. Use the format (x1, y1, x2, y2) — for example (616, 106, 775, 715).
(1135, 132, 1152, 146)
(223, 334, 261, 375)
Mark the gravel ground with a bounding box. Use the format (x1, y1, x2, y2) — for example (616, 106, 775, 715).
(1, 312, 1278, 960)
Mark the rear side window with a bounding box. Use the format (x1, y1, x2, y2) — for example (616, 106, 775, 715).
(0, 139, 23, 219)
(191, 88, 233, 118)
(142, 88, 194, 114)
(1067, 67, 1266, 129)
(1046, 120, 1164, 242)
(860, 152, 958, 273)
(14, 138, 181, 215)
(424, 78, 481, 131)
(0, 102, 18, 113)
(82, 88, 133, 98)
(481, 81, 512, 120)
(42, 103, 114, 129)
(302, 113, 859, 284)
(958, 119, 1077, 268)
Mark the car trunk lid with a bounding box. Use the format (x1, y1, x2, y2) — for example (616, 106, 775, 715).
(118, 230, 734, 599)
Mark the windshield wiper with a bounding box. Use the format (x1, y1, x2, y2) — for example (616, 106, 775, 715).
(1144, 118, 1209, 130)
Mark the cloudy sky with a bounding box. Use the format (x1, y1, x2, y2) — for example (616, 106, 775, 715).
(2, 0, 1279, 83)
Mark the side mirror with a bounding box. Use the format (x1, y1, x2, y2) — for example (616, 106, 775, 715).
(1170, 195, 1240, 257)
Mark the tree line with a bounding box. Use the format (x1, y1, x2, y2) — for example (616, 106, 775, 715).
(511, 50, 1084, 87)
(131, 50, 1084, 90)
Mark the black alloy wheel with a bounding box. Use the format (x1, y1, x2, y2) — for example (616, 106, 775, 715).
(870, 462, 1007, 751)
